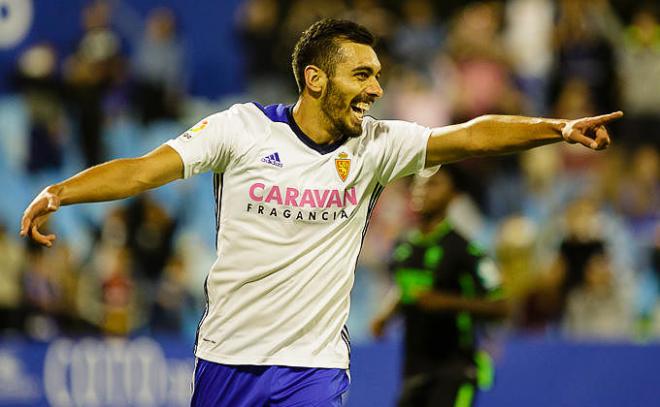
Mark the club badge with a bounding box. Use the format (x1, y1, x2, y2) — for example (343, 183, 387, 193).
(335, 152, 351, 182)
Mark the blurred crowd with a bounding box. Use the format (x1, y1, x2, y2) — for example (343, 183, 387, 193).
(0, 0, 657, 344)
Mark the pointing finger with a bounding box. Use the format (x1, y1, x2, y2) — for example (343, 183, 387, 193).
(582, 111, 624, 126)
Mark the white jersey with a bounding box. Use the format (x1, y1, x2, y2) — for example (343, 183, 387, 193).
(166, 103, 432, 369)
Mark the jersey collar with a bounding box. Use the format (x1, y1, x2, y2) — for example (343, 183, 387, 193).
(253, 102, 347, 155)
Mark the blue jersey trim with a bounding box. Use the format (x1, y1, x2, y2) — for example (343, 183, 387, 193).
(253, 102, 289, 123)
(193, 276, 210, 355)
(213, 173, 224, 249)
(252, 102, 347, 155)
(194, 173, 223, 354)
(341, 325, 351, 360)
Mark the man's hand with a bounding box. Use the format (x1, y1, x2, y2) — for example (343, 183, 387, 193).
(370, 316, 388, 339)
(561, 111, 623, 150)
(20, 186, 61, 247)
(18, 145, 183, 248)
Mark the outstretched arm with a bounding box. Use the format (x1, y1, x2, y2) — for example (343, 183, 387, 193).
(417, 291, 509, 318)
(20, 145, 183, 247)
(425, 111, 623, 167)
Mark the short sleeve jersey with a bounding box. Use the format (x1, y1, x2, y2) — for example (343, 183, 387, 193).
(166, 103, 432, 368)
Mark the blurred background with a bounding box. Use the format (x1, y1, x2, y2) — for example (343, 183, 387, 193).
(0, 0, 657, 406)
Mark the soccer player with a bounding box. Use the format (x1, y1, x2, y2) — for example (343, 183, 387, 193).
(21, 19, 620, 406)
(371, 167, 507, 407)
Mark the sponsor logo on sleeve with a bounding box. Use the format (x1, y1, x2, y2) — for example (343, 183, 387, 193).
(190, 120, 208, 133)
(179, 119, 209, 141)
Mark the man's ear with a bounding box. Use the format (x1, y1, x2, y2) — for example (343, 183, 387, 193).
(303, 65, 327, 96)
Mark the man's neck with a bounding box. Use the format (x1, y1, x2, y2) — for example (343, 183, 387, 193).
(292, 98, 342, 145)
(419, 212, 448, 235)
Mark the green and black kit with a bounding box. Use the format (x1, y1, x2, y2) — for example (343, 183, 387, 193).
(391, 220, 502, 407)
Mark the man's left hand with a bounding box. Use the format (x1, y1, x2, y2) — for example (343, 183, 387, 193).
(562, 111, 623, 150)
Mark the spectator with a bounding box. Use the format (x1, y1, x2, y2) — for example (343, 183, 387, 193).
(617, 145, 659, 245)
(556, 197, 608, 296)
(617, 6, 660, 147)
(550, 0, 618, 114)
(132, 7, 185, 124)
(446, 1, 521, 121)
(0, 223, 25, 334)
(342, 0, 397, 44)
(589, 1, 660, 147)
(22, 239, 79, 340)
(385, 64, 452, 128)
(150, 253, 197, 335)
(99, 246, 137, 336)
(563, 252, 634, 340)
(236, 0, 281, 81)
(13, 44, 66, 173)
(124, 194, 177, 283)
(63, 0, 123, 167)
(503, 0, 555, 115)
(391, 0, 444, 73)
(494, 215, 558, 332)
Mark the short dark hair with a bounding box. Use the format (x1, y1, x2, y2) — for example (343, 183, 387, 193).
(291, 19, 375, 93)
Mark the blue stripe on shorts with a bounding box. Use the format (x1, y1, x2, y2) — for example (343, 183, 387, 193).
(191, 358, 350, 407)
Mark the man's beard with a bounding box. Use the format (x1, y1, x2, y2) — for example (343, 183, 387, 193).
(320, 80, 365, 140)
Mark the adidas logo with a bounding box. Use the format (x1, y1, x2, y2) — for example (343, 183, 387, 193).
(261, 152, 283, 168)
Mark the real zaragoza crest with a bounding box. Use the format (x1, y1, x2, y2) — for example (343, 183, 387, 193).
(335, 152, 350, 182)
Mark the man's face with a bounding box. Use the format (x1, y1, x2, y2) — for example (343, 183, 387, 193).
(320, 41, 383, 139)
(411, 171, 455, 216)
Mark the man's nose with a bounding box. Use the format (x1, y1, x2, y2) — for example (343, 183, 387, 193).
(366, 78, 383, 98)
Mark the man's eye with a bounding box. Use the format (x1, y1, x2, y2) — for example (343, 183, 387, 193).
(356, 72, 369, 80)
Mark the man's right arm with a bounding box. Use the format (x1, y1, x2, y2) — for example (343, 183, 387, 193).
(20, 144, 183, 246)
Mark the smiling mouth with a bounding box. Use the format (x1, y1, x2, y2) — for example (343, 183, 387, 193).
(350, 102, 370, 120)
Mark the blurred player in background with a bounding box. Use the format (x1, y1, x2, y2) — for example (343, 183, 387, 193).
(21, 19, 620, 407)
(371, 167, 507, 407)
